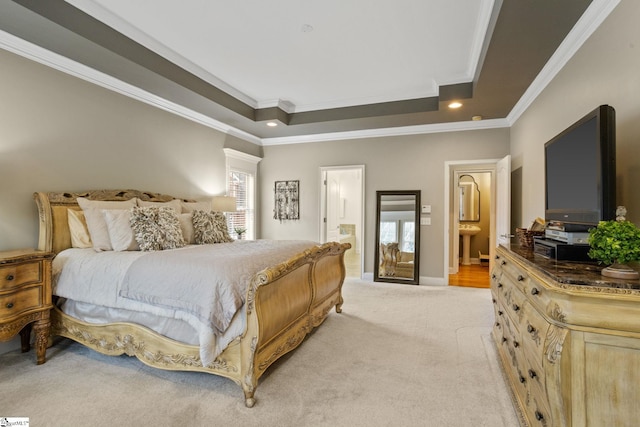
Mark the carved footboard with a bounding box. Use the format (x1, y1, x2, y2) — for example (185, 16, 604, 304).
(240, 242, 349, 407)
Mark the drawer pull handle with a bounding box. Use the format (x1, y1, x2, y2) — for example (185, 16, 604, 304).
(513, 341, 520, 348)
(498, 310, 503, 316)
(6, 274, 14, 281)
(6, 302, 14, 309)
(528, 369, 537, 379)
(495, 322, 500, 328)
(492, 298, 496, 304)
(531, 287, 540, 296)
(517, 275, 524, 281)
(495, 255, 500, 260)
(535, 411, 544, 421)
(498, 283, 503, 288)
(527, 324, 536, 334)
(502, 337, 507, 343)
(519, 375, 526, 384)
(512, 304, 520, 312)
(501, 260, 506, 266)
(491, 274, 496, 280)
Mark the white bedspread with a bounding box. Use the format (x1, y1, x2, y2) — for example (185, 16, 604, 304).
(52, 240, 316, 366)
(119, 240, 315, 334)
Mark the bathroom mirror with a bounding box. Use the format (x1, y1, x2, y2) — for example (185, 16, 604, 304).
(459, 175, 480, 222)
(374, 190, 420, 285)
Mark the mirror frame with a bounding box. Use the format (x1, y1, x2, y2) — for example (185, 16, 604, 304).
(374, 190, 421, 285)
(458, 174, 480, 222)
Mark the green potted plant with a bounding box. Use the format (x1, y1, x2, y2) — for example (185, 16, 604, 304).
(234, 227, 246, 240)
(588, 206, 640, 279)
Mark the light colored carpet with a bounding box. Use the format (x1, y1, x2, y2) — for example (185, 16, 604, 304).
(0, 278, 519, 426)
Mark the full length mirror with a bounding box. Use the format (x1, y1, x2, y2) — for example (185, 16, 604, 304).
(459, 174, 480, 222)
(374, 190, 421, 285)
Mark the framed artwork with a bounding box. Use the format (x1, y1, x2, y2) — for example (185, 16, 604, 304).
(274, 180, 299, 220)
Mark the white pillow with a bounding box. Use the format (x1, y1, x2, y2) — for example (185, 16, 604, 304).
(137, 198, 182, 214)
(77, 197, 137, 251)
(67, 209, 92, 248)
(181, 200, 212, 213)
(179, 213, 195, 244)
(103, 209, 139, 251)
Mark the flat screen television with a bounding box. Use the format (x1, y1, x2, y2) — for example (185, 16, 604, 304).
(544, 105, 616, 232)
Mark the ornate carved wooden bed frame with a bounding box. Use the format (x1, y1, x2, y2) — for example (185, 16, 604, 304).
(33, 189, 349, 407)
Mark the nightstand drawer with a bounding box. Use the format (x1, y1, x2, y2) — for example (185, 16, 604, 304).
(0, 286, 43, 319)
(0, 262, 42, 291)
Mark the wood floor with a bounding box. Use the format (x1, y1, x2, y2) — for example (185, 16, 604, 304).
(448, 264, 490, 288)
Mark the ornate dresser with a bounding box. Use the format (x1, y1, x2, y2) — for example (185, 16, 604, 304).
(0, 249, 53, 364)
(491, 244, 640, 426)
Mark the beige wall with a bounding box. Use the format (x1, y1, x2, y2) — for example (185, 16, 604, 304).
(511, 0, 640, 226)
(0, 49, 232, 251)
(259, 130, 510, 279)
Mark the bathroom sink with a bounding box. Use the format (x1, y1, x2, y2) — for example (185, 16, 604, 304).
(459, 225, 481, 266)
(458, 225, 481, 236)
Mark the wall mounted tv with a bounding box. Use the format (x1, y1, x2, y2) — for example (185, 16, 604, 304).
(544, 105, 616, 232)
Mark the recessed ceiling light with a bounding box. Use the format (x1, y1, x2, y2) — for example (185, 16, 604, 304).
(448, 102, 462, 109)
(266, 122, 278, 127)
(301, 24, 314, 33)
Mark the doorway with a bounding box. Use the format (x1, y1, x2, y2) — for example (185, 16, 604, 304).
(444, 156, 510, 287)
(319, 165, 365, 278)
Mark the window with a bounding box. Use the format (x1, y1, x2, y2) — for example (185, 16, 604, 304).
(227, 169, 254, 239)
(224, 149, 261, 240)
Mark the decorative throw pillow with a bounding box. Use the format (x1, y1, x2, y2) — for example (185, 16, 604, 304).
(103, 209, 139, 251)
(192, 210, 233, 244)
(67, 209, 92, 248)
(77, 197, 137, 251)
(130, 206, 185, 251)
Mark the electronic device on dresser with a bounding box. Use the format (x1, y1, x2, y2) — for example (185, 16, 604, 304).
(535, 104, 616, 260)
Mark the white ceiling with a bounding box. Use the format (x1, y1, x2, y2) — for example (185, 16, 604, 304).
(66, 0, 494, 113)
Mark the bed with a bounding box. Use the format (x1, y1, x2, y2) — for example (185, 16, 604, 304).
(33, 189, 350, 407)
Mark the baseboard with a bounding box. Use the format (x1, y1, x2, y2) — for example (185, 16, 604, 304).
(362, 272, 446, 286)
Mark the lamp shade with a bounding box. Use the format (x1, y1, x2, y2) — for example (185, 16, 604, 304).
(211, 195, 237, 212)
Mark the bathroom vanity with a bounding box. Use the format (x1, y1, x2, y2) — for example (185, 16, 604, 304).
(491, 244, 640, 426)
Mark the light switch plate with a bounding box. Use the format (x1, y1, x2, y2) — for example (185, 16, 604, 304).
(422, 205, 431, 214)
(420, 217, 431, 225)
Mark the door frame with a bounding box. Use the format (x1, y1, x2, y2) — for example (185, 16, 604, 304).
(444, 158, 504, 281)
(319, 165, 365, 279)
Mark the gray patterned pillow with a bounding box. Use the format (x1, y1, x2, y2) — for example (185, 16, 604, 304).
(130, 206, 185, 251)
(192, 210, 233, 244)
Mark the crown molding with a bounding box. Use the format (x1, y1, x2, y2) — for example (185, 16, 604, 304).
(260, 118, 510, 146)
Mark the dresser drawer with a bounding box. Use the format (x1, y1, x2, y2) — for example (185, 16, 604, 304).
(496, 253, 529, 288)
(0, 261, 42, 291)
(0, 286, 43, 319)
(503, 283, 528, 327)
(523, 275, 554, 317)
(525, 372, 552, 426)
(521, 302, 551, 363)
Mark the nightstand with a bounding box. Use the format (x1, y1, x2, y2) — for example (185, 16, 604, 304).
(0, 249, 54, 364)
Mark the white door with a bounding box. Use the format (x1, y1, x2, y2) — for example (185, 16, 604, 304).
(496, 154, 512, 248)
(326, 175, 341, 242)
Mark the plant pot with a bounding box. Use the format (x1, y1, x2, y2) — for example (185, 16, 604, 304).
(601, 263, 640, 280)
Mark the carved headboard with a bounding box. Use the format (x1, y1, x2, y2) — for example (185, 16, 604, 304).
(33, 189, 194, 254)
